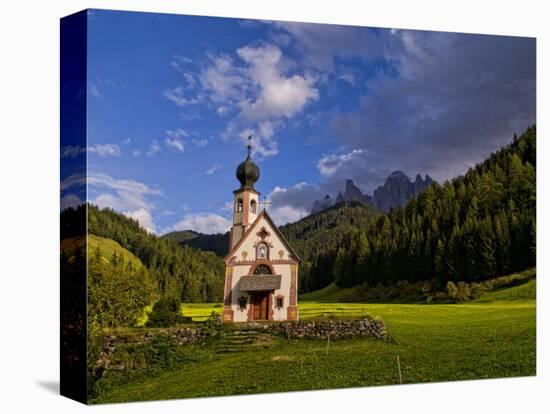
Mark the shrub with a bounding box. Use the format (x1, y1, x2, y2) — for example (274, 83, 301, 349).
(147, 297, 185, 327)
(446, 281, 458, 300)
(202, 311, 221, 336)
(456, 282, 471, 302)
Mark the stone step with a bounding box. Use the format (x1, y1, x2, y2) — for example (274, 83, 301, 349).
(225, 338, 257, 345)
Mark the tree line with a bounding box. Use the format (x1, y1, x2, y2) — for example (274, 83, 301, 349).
(61, 204, 226, 307)
(328, 126, 536, 289)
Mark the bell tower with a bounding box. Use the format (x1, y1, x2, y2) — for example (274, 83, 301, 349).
(230, 136, 260, 250)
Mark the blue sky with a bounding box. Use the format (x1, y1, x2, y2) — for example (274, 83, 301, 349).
(60, 9, 535, 234)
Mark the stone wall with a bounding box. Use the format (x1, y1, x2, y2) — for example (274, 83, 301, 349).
(265, 318, 387, 339)
(94, 326, 214, 375)
(93, 318, 386, 376)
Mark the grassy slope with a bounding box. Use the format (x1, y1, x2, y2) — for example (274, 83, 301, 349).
(299, 283, 358, 302)
(474, 279, 536, 303)
(61, 234, 145, 270)
(93, 272, 536, 403)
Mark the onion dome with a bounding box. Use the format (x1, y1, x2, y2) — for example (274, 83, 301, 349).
(236, 137, 260, 191)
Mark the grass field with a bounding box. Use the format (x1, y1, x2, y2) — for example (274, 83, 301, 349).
(93, 272, 536, 403)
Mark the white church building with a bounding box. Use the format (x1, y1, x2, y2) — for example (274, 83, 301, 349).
(223, 139, 300, 322)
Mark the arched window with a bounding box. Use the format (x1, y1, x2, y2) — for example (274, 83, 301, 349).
(256, 242, 269, 260)
(253, 264, 272, 275)
(236, 198, 243, 212)
(250, 199, 257, 214)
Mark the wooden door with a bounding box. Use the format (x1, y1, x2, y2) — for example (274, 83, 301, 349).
(253, 292, 269, 320)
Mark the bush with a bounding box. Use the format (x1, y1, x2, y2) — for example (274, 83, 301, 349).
(146, 297, 185, 327)
(446, 281, 458, 300)
(202, 311, 221, 336)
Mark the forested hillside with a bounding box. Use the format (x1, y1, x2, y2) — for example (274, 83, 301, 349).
(280, 202, 381, 292)
(61, 205, 225, 304)
(329, 126, 536, 290)
(163, 230, 229, 257)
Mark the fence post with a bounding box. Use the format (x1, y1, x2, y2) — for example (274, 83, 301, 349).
(397, 355, 403, 384)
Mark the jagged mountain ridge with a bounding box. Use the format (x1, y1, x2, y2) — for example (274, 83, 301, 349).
(311, 171, 434, 214)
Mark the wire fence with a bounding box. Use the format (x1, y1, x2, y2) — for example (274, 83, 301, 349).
(183, 307, 371, 322)
(299, 307, 370, 320)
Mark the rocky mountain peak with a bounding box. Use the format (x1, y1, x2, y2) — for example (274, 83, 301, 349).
(310, 170, 436, 214)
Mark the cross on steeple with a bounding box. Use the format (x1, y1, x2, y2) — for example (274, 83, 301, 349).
(260, 196, 272, 211)
(247, 135, 252, 159)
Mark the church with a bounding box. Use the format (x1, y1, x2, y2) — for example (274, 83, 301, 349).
(223, 139, 300, 322)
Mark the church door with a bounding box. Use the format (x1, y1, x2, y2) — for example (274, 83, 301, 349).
(252, 292, 269, 320)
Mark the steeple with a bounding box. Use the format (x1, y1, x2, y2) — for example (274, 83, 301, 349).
(230, 136, 261, 250)
(235, 136, 260, 191)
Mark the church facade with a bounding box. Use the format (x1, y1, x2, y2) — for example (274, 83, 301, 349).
(223, 140, 300, 322)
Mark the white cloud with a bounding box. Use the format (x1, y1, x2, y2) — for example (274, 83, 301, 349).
(267, 182, 320, 223)
(206, 164, 221, 175)
(236, 44, 319, 122)
(165, 212, 232, 235)
(165, 43, 319, 159)
(146, 140, 161, 156)
(170, 54, 193, 73)
(60, 174, 87, 191)
(191, 138, 208, 147)
(61, 144, 121, 158)
(88, 143, 121, 157)
(268, 205, 308, 226)
(87, 173, 162, 211)
(123, 208, 156, 233)
(317, 149, 367, 178)
(163, 86, 198, 106)
(61, 172, 163, 233)
(199, 54, 248, 103)
(165, 137, 185, 152)
(166, 128, 188, 139)
(221, 201, 234, 213)
(132, 150, 141, 157)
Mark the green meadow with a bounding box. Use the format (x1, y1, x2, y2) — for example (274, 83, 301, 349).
(92, 273, 536, 403)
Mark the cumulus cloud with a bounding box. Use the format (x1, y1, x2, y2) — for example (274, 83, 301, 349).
(165, 43, 319, 158)
(61, 172, 163, 232)
(87, 173, 162, 233)
(236, 44, 319, 121)
(123, 208, 156, 234)
(164, 212, 232, 235)
(267, 182, 323, 223)
(317, 149, 368, 178)
(268, 205, 309, 226)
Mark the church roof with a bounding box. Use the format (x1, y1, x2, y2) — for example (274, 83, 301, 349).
(224, 209, 301, 264)
(239, 275, 282, 291)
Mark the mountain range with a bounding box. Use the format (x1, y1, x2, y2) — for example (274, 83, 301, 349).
(311, 171, 434, 214)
